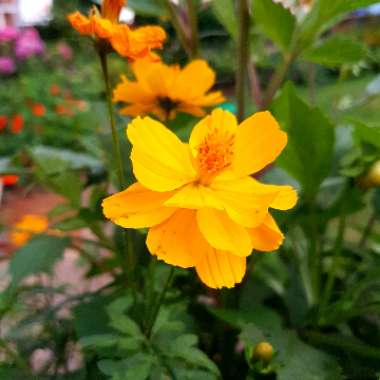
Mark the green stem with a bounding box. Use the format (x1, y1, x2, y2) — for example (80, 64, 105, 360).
(308, 200, 321, 306)
(261, 53, 294, 109)
(236, 0, 250, 122)
(306, 62, 317, 105)
(359, 211, 377, 249)
(145, 267, 175, 338)
(186, 0, 199, 58)
(165, 0, 192, 58)
(320, 201, 347, 312)
(98, 50, 135, 283)
(301, 330, 380, 360)
(247, 61, 263, 109)
(98, 50, 125, 189)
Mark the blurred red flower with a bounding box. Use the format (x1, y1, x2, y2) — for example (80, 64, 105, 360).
(31, 103, 46, 117)
(0, 115, 7, 131)
(2, 175, 19, 186)
(11, 114, 24, 134)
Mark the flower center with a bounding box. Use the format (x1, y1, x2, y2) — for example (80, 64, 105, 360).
(196, 129, 234, 181)
(158, 96, 178, 119)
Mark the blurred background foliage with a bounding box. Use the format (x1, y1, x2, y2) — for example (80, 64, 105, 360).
(1, 0, 380, 379)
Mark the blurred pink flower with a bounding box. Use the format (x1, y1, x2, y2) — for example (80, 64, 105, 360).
(57, 42, 73, 61)
(15, 28, 45, 60)
(0, 26, 19, 42)
(0, 57, 16, 75)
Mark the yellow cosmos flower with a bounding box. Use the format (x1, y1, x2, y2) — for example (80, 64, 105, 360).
(67, 0, 166, 61)
(102, 109, 297, 289)
(10, 214, 49, 247)
(113, 59, 225, 121)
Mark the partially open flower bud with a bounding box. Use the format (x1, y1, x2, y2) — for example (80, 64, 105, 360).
(253, 342, 274, 363)
(358, 161, 380, 189)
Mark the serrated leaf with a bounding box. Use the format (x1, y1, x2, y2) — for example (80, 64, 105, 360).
(110, 314, 142, 337)
(9, 236, 69, 283)
(302, 36, 368, 67)
(212, 0, 237, 40)
(271, 82, 335, 197)
(252, 0, 296, 52)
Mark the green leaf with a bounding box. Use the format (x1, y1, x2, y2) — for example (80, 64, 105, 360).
(354, 122, 380, 149)
(109, 314, 142, 337)
(9, 236, 69, 283)
(54, 216, 87, 231)
(297, 0, 380, 50)
(252, 0, 296, 52)
(80, 334, 120, 349)
(128, 0, 168, 17)
(302, 36, 368, 67)
(29, 146, 101, 174)
(212, 0, 237, 40)
(271, 82, 335, 196)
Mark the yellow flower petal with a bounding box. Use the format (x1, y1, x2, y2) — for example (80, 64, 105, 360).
(102, 182, 176, 228)
(210, 173, 278, 227)
(232, 111, 287, 176)
(197, 208, 252, 257)
(171, 60, 216, 100)
(195, 249, 246, 289)
(127, 117, 197, 191)
(164, 183, 223, 210)
(113, 75, 154, 104)
(249, 213, 284, 252)
(146, 209, 203, 268)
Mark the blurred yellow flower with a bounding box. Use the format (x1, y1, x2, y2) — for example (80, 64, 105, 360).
(102, 109, 297, 289)
(10, 214, 49, 247)
(113, 59, 225, 121)
(67, 0, 166, 61)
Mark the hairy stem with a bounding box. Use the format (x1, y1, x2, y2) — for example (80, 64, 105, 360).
(165, 0, 192, 58)
(186, 0, 199, 57)
(320, 201, 347, 312)
(262, 53, 295, 109)
(236, 0, 250, 122)
(98, 50, 125, 189)
(145, 267, 175, 338)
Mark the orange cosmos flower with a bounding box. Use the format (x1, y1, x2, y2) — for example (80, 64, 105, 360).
(10, 114, 24, 134)
(31, 103, 46, 117)
(67, 0, 166, 61)
(113, 59, 225, 121)
(102, 109, 297, 289)
(10, 214, 49, 247)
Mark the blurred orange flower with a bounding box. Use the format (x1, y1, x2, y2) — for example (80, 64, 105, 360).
(1, 175, 19, 186)
(31, 103, 46, 117)
(0, 115, 7, 131)
(55, 104, 73, 116)
(67, 0, 166, 61)
(10, 214, 49, 247)
(102, 109, 297, 289)
(50, 84, 61, 96)
(10, 114, 24, 134)
(113, 59, 225, 121)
